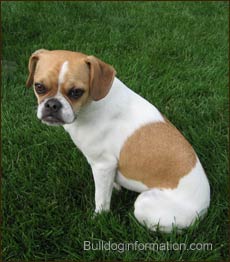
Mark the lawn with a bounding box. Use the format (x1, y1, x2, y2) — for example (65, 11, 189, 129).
(1, 1, 229, 261)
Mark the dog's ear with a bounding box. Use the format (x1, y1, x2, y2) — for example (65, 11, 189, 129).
(26, 49, 48, 87)
(85, 56, 116, 101)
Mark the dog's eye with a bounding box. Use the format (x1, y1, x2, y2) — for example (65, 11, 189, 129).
(68, 88, 84, 99)
(34, 83, 47, 95)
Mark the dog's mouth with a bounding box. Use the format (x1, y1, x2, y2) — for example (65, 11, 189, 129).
(41, 115, 65, 126)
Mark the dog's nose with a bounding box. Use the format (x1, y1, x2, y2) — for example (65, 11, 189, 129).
(45, 99, 62, 112)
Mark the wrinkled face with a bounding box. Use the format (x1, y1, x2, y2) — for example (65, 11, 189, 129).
(26, 50, 115, 126)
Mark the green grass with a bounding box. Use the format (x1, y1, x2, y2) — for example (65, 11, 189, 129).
(1, 1, 228, 261)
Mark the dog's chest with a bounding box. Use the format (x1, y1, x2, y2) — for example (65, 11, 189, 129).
(64, 122, 98, 156)
(63, 120, 117, 165)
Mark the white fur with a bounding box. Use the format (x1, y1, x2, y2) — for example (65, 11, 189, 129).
(58, 61, 69, 92)
(116, 171, 149, 193)
(38, 73, 210, 232)
(134, 158, 210, 232)
(64, 78, 164, 162)
(63, 77, 210, 232)
(63, 77, 166, 214)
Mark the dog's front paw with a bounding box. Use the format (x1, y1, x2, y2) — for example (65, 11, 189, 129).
(92, 208, 109, 219)
(94, 207, 110, 214)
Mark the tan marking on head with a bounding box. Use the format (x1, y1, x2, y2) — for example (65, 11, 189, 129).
(118, 121, 196, 189)
(60, 58, 91, 111)
(26, 50, 116, 111)
(26, 50, 88, 104)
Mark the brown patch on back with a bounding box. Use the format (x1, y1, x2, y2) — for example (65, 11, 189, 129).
(118, 121, 196, 189)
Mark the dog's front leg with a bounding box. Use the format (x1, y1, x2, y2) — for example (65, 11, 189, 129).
(91, 165, 116, 214)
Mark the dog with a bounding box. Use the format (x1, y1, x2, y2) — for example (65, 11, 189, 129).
(26, 49, 210, 233)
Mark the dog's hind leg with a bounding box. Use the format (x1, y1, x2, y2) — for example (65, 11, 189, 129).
(134, 161, 210, 233)
(134, 188, 198, 232)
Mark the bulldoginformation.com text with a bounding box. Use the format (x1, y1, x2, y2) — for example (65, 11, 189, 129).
(83, 240, 213, 253)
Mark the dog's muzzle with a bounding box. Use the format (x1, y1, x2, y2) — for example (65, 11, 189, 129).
(41, 98, 65, 125)
(37, 95, 76, 126)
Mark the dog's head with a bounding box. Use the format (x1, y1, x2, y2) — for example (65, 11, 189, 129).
(26, 49, 116, 125)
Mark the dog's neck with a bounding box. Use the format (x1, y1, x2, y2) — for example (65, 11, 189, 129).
(72, 77, 130, 125)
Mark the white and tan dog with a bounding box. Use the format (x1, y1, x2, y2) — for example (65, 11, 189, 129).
(26, 49, 210, 233)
